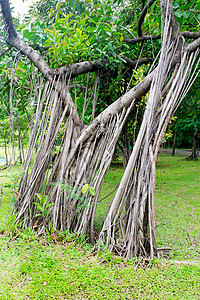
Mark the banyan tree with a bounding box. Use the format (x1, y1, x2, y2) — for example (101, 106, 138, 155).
(0, 0, 200, 259)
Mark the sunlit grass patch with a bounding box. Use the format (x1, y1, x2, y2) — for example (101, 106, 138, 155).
(155, 154, 200, 260)
(0, 153, 200, 299)
(0, 237, 199, 299)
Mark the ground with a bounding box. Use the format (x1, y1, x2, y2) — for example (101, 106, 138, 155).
(0, 151, 199, 299)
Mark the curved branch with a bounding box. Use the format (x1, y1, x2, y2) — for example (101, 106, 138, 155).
(0, 0, 102, 82)
(137, 0, 156, 37)
(0, 0, 101, 125)
(0, 0, 53, 80)
(0, 0, 17, 39)
(186, 37, 200, 52)
(121, 55, 151, 68)
(58, 61, 102, 78)
(124, 31, 200, 45)
(8, 37, 53, 80)
(124, 34, 161, 44)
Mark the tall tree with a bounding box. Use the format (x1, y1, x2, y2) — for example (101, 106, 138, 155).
(0, 0, 200, 259)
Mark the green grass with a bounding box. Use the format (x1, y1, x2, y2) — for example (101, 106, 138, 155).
(95, 161, 124, 232)
(0, 153, 200, 299)
(0, 235, 200, 299)
(155, 154, 200, 261)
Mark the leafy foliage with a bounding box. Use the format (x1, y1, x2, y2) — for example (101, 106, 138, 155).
(34, 193, 54, 219)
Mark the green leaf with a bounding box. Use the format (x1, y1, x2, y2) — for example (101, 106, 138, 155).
(82, 184, 89, 194)
(45, 202, 54, 209)
(56, 1, 61, 9)
(172, 3, 179, 9)
(44, 209, 51, 215)
(89, 186, 95, 196)
(42, 195, 48, 206)
(183, 11, 190, 19)
(35, 193, 42, 202)
(175, 10, 182, 18)
(79, 19, 86, 26)
(53, 27, 56, 36)
(34, 213, 42, 218)
(35, 193, 48, 207)
(33, 203, 43, 211)
(65, 13, 73, 23)
(76, 28, 82, 39)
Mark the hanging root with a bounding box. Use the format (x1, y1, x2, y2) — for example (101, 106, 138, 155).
(98, 11, 200, 259)
(13, 0, 200, 260)
(15, 72, 136, 238)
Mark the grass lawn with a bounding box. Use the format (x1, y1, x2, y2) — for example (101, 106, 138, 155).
(155, 154, 200, 261)
(0, 153, 199, 299)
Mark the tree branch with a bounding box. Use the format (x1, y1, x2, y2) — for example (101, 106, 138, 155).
(121, 55, 151, 68)
(137, 0, 157, 37)
(58, 61, 102, 78)
(124, 32, 200, 44)
(186, 37, 200, 52)
(0, 0, 17, 39)
(182, 31, 200, 39)
(0, 0, 102, 83)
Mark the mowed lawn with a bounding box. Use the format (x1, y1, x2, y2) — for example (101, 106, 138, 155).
(155, 154, 200, 260)
(0, 152, 199, 299)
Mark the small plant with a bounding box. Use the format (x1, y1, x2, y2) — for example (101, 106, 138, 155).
(34, 193, 54, 219)
(82, 183, 95, 196)
(34, 193, 54, 235)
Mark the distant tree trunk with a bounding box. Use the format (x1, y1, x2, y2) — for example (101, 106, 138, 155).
(17, 115, 22, 164)
(9, 54, 22, 165)
(3, 134, 8, 164)
(197, 136, 199, 157)
(172, 130, 176, 156)
(9, 95, 15, 164)
(118, 124, 131, 169)
(191, 130, 198, 159)
(0, 133, 10, 170)
(186, 129, 199, 160)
